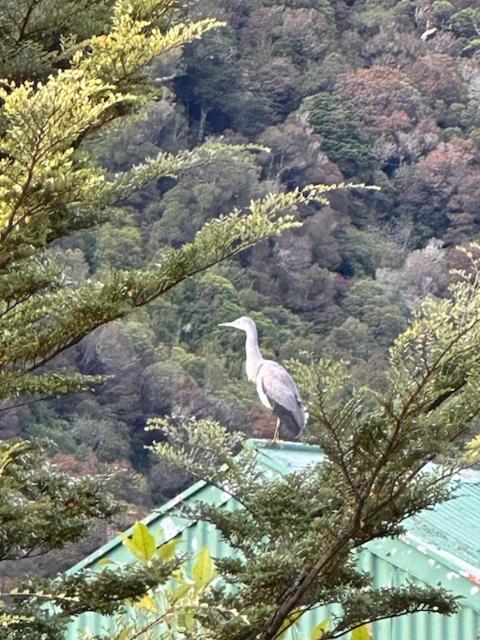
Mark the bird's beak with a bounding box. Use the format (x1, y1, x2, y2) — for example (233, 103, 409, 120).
(218, 321, 235, 328)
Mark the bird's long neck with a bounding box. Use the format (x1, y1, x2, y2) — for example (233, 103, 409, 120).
(245, 325, 264, 382)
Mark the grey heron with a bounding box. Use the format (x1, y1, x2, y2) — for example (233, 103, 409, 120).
(219, 316, 307, 441)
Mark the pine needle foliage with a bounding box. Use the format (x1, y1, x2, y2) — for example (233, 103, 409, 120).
(151, 247, 480, 640)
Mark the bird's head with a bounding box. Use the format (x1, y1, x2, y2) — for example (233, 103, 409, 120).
(218, 316, 256, 333)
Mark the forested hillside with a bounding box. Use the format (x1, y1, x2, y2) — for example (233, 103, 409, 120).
(1, 0, 479, 573)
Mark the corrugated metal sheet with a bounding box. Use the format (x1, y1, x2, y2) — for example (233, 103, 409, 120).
(256, 440, 480, 581)
(254, 439, 325, 471)
(65, 441, 480, 639)
(357, 550, 480, 640)
(406, 481, 480, 571)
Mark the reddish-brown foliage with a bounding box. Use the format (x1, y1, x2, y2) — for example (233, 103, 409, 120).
(339, 65, 422, 134)
(409, 54, 465, 105)
(402, 138, 480, 238)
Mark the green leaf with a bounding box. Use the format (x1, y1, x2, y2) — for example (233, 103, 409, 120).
(96, 558, 113, 567)
(178, 611, 195, 631)
(311, 619, 330, 640)
(169, 582, 191, 604)
(157, 537, 182, 561)
(136, 594, 157, 613)
(121, 522, 156, 562)
(351, 625, 371, 640)
(192, 547, 214, 587)
(277, 609, 305, 640)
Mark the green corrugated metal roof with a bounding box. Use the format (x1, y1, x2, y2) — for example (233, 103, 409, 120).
(255, 440, 480, 578)
(65, 440, 480, 639)
(258, 440, 480, 582)
(406, 481, 480, 577)
(69, 440, 480, 579)
(252, 439, 325, 471)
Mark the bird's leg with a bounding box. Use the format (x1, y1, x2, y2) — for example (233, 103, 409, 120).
(272, 418, 280, 443)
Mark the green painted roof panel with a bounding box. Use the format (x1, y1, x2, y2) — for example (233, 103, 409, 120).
(70, 440, 480, 578)
(405, 480, 480, 579)
(254, 441, 480, 574)
(252, 439, 325, 471)
(65, 441, 480, 640)
(411, 481, 480, 562)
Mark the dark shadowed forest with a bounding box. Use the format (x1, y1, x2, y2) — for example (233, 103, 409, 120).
(1, 0, 479, 579)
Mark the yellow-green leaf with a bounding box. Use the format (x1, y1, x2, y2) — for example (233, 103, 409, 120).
(136, 594, 157, 613)
(121, 522, 156, 562)
(121, 533, 138, 559)
(96, 558, 113, 567)
(158, 537, 182, 561)
(277, 608, 305, 640)
(311, 619, 330, 640)
(171, 568, 185, 583)
(178, 611, 195, 631)
(192, 547, 214, 587)
(169, 582, 191, 604)
(351, 625, 371, 640)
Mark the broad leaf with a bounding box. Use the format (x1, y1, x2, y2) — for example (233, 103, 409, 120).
(121, 522, 156, 562)
(311, 619, 330, 640)
(136, 594, 157, 613)
(277, 608, 305, 640)
(96, 558, 113, 567)
(351, 625, 372, 640)
(178, 611, 195, 631)
(192, 547, 214, 587)
(169, 582, 191, 604)
(158, 537, 182, 561)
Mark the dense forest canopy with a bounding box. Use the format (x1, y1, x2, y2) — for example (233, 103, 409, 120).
(0, 0, 479, 615)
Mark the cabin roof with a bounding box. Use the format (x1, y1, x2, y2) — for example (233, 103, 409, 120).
(68, 440, 480, 587)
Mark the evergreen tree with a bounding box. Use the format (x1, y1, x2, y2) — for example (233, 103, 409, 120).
(152, 246, 480, 640)
(306, 92, 376, 179)
(0, 0, 340, 636)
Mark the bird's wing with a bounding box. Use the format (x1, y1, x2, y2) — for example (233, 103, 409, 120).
(257, 361, 305, 424)
(256, 372, 273, 410)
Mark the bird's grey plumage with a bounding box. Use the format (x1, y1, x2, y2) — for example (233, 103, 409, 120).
(256, 361, 306, 439)
(218, 316, 307, 440)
